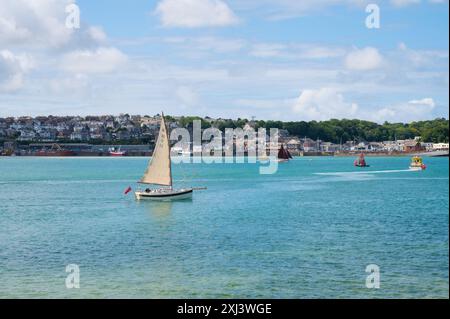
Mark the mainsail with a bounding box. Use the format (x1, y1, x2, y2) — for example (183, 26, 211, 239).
(278, 144, 290, 160)
(139, 113, 172, 186)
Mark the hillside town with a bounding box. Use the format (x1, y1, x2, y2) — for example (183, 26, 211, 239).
(0, 115, 449, 156)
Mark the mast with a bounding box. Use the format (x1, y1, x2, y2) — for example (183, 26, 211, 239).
(139, 112, 172, 187)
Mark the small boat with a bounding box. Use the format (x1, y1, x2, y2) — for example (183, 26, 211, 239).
(258, 154, 270, 162)
(277, 144, 292, 162)
(109, 147, 127, 156)
(354, 153, 369, 167)
(409, 156, 426, 170)
(135, 113, 194, 201)
(35, 144, 75, 156)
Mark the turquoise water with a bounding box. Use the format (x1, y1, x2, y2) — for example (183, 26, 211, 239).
(0, 156, 448, 298)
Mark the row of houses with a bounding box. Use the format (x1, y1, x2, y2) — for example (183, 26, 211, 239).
(0, 114, 172, 143)
(281, 136, 449, 154)
(1, 115, 449, 154)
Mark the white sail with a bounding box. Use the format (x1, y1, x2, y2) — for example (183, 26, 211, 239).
(139, 113, 172, 186)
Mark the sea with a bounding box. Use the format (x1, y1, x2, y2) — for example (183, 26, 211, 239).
(0, 156, 448, 298)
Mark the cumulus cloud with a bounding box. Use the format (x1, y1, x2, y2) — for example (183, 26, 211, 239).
(155, 0, 239, 28)
(0, 0, 127, 94)
(370, 98, 436, 122)
(292, 88, 359, 121)
(61, 47, 128, 74)
(0, 0, 76, 48)
(344, 47, 384, 71)
(0, 50, 35, 92)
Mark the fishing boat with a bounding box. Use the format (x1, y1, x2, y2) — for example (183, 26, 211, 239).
(35, 144, 75, 156)
(277, 144, 292, 162)
(409, 156, 426, 170)
(354, 153, 369, 167)
(135, 113, 194, 201)
(109, 147, 127, 156)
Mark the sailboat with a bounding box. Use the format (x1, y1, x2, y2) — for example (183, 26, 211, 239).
(277, 144, 292, 162)
(135, 113, 193, 200)
(354, 153, 369, 167)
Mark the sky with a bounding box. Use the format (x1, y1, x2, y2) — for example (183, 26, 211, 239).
(0, 0, 448, 122)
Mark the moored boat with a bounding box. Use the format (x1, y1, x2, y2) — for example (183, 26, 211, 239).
(35, 144, 75, 156)
(109, 147, 127, 156)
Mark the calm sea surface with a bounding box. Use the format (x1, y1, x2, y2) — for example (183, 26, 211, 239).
(0, 156, 448, 298)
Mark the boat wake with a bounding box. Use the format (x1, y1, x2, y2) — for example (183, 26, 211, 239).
(315, 169, 419, 176)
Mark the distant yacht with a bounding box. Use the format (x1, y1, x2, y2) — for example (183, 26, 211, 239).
(277, 144, 292, 162)
(135, 113, 194, 201)
(354, 153, 369, 167)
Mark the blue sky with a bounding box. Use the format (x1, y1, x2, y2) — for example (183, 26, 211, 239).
(0, 0, 448, 122)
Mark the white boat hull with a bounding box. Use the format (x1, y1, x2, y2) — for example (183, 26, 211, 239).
(135, 188, 193, 201)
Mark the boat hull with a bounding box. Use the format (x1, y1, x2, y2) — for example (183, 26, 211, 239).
(109, 152, 127, 156)
(135, 188, 193, 201)
(35, 150, 75, 156)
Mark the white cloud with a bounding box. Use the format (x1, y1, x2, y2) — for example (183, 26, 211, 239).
(0, 50, 35, 92)
(297, 45, 346, 59)
(370, 98, 436, 122)
(249, 43, 346, 59)
(164, 36, 246, 54)
(0, 0, 127, 94)
(155, 0, 239, 28)
(87, 26, 107, 44)
(176, 86, 200, 107)
(0, 0, 76, 48)
(292, 88, 359, 120)
(344, 47, 384, 71)
(397, 42, 449, 67)
(390, 0, 420, 7)
(249, 43, 287, 58)
(61, 47, 127, 74)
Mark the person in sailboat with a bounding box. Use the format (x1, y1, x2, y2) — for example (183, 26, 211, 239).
(135, 112, 195, 201)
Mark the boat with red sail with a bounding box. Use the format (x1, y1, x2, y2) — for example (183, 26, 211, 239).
(354, 153, 369, 167)
(277, 144, 292, 162)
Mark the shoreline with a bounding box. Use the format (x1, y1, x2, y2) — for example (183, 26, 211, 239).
(1, 152, 448, 158)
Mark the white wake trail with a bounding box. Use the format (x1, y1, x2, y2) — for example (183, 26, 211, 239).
(315, 169, 419, 176)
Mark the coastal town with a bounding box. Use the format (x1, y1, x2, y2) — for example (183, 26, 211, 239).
(0, 114, 448, 157)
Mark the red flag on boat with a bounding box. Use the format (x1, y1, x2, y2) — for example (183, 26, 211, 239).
(124, 186, 132, 195)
